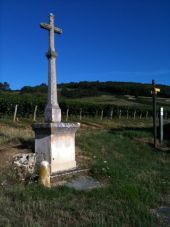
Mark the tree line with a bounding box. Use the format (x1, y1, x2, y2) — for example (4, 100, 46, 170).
(59, 81, 170, 98)
(0, 82, 11, 91)
(1, 81, 170, 98)
(19, 81, 170, 98)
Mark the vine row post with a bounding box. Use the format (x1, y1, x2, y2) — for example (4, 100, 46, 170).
(33, 105, 38, 122)
(13, 104, 18, 122)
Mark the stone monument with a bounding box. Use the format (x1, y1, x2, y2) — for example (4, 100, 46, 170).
(32, 13, 80, 175)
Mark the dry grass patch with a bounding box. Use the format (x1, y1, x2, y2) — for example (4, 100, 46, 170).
(0, 123, 33, 146)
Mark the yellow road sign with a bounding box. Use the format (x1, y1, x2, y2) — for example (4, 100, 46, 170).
(151, 87, 160, 94)
(154, 88, 160, 93)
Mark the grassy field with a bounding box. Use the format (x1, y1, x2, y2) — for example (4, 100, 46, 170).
(0, 118, 170, 226)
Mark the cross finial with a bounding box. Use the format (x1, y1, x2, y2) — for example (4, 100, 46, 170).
(49, 13, 54, 22)
(49, 13, 54, 17)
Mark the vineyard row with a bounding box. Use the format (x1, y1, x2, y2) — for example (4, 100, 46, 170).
(0, 93, 169, 119)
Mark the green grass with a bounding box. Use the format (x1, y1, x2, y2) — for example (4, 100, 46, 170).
(0, 119, 170, 226)
(64, 94, 145, 107)
(63, 94, 170, 110)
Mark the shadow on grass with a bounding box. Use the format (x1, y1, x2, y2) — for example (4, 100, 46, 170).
(109, 126, 153, 136)
(16, 138, 35, 153)
(109, 123, 170, 140)
(164, 123, 170, 140)
(109, 124, 170, 153)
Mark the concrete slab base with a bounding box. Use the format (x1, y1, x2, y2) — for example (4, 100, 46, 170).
(156, 207, 170, 224)
(66, 176, 103, 190)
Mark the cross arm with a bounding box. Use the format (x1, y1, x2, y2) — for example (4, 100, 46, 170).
(54, 27, 63, 34)
(40, 23, 62, 34)
(40, 23, 52, 30)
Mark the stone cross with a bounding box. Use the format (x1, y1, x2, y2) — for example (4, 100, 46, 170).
(40, 13, 62, 122)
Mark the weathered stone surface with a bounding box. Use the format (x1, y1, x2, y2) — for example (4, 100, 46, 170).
(13, 153, 37, 180)
(13, 153, 36, 172)
(156, 207, 170, 224)
(32, 122, 80, 174)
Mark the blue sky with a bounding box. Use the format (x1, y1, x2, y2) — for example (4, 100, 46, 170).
(0, 0, 170, 89)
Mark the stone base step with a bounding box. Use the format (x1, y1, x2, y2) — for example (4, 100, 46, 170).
(50, 168, 90, 185)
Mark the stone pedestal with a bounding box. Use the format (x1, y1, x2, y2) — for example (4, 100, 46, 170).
(32, 122, 80, 175)
(33, 14, 80, 177)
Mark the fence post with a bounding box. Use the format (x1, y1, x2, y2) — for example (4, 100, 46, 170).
(33, 105, 38, 122)
(139, 112, 142, 119)
(13, 104, 18, 122)
(159, 107, 164, 144)
(80, 108, 82, 121)
(66, 108, 69, 122)
(119, 109, 122, 119)
(95, 110, 98, 118)
(110, 109, 113, 120)
(133, 110, 136, 120)
(145, 111, 148, 119)
(152, 79, 157, 148)
(100, 110, 103, 121)
(126, 110, 129, 119)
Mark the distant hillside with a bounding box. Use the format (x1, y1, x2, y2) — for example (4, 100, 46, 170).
(59, 81, 170, 98)
(19, 81, 170, 98)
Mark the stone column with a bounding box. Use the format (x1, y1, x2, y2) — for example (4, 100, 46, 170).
(44, 14, 61, 122)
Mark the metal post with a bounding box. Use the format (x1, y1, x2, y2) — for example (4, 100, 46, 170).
(159, 107, 164, 144)
(152, 80, 157, 148)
